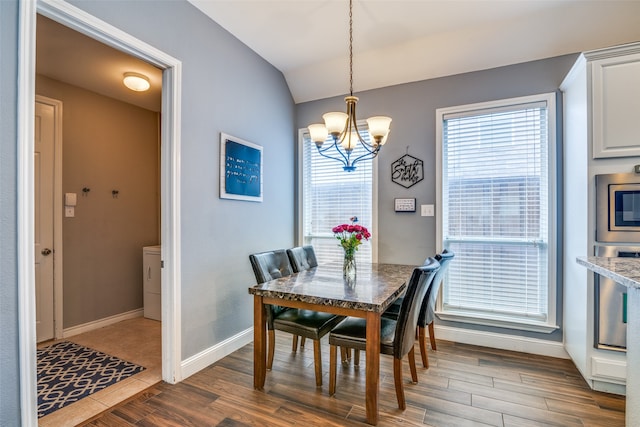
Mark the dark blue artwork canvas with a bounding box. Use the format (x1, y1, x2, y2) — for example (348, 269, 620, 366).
(223, 137, 262, 200)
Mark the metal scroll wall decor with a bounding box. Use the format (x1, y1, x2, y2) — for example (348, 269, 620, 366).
(391, 151, 424, 188)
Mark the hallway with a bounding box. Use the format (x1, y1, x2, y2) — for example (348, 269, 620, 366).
(37, 317, 161, 427)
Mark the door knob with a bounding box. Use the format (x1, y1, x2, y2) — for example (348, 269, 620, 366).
(41, 248, 52, 256)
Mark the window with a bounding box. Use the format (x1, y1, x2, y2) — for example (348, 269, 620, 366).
(298, 127, 376, 264)
(436, 93, 557, 332)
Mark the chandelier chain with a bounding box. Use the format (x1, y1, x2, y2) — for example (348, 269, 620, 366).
(306, 0, 391, 172)
(349, 0, 353, 96)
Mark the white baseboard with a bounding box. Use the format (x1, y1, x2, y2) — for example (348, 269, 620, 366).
(593, 379, 626, 396)
(62, 308, 144, 338)
(435, 324, 570, 359)
(181, 327, 253, 380)
(591, 356, 627, 383)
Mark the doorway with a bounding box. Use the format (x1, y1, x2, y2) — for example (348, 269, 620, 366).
(36, 13, 164, 343)
(18, 1, 183, 424)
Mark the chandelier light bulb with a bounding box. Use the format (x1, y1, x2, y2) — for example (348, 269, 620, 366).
(366, 116, 392, 142)
(308, 123, 329, 146)
(323, 112, 348, 136)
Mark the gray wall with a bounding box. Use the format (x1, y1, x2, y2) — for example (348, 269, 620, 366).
(37, 76, 161, 328)
(0, 0, 21, 423)
(1, 0, 295, 421)
(65, 0, 296, 358)
(297, 54, 579, 342)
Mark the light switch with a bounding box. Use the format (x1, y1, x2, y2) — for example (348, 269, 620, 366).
(65, 206, 75, 217)
(65, 192, 77, 206)
(421, 204, 434, 217)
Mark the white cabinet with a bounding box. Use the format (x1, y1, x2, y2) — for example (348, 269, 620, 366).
(143, 245, 161, 321)
(591, 46, 640, 158)
(560, 42, 640, 396)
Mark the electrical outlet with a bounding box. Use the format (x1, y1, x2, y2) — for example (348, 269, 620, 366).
(421, 204, 434, 217)
(65, 206, 75, 217)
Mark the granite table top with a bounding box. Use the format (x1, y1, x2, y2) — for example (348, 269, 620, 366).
(577, 256, 640, 289)
(248, 262, 416, 313)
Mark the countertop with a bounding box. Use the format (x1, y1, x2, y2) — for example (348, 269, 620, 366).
(576, 256, 640, 289)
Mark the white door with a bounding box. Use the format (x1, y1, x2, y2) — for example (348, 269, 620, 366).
(35, 100, 56, 342)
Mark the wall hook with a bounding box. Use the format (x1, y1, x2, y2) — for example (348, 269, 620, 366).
(112, 190, 119, 198)
(82, 187, 91, 196)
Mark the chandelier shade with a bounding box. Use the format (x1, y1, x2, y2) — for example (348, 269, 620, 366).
(307, 0, 391, 172)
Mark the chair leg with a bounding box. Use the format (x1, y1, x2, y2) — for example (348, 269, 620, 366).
(354, 349, 360, 366)
(300, 337, 306, 348)
(329, 344, 338, 395)
(408, 347, 418, 383)
(418, 325, 429, 368)
(313, 340, 322, 387)
(292, 335, 298, 352)
(393, 357, 406, 410)
(340, 347, 351, 365)
(267, 330, 276, 370)
(428, 322, 437, 350)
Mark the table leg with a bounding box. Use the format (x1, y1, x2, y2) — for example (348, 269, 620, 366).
(365, 311, 380, 425)
(253, 295, 267, 390)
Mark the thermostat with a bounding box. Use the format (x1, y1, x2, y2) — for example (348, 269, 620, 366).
(394, 198, 416, 212)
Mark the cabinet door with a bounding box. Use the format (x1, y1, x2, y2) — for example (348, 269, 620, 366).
(144, 251, 161, 294)
(592, 52, 640, 158)
(143, 248, 161, 320)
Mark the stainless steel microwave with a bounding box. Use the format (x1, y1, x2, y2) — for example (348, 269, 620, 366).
(596, 173, 640, 243)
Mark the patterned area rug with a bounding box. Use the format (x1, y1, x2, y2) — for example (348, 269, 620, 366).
(37, 341, 145, 418)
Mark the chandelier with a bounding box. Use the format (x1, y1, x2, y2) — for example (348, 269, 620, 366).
(307, 0, 392, 172)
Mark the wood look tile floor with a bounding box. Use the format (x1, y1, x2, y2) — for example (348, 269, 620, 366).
(82, 331, 625, 427)
(37, 317, 162, 427)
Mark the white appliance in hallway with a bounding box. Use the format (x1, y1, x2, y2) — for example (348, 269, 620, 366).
(143, 245, 161, 321)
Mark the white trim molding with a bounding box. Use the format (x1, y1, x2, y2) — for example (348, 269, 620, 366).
(181, 328, 254, 380)
(62, 309, 144, 339)
(18, 1, 38, 425)
(435, 325, 570, 359)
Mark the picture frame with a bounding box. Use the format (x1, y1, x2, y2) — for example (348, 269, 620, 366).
(220, 133, 263, 202)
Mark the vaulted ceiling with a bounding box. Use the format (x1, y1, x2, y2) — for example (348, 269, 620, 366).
(36, 1, 640, 109)
(189, 0, 640, 103)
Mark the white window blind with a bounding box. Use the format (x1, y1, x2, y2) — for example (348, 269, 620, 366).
(439, 95, 555, 328)
(300, 130, 373, 264)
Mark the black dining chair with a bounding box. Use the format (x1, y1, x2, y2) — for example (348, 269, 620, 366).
(249, 249, 344, 387)
(382, 250, 455, 367)
(286, 245, 318, 272)
(286, 245, 322, 350)
(328, 258, 440, 409)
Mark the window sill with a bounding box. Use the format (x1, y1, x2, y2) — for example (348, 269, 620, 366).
(436, 311, 559, 334)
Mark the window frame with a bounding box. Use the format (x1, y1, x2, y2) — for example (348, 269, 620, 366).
(435, 93, 558, 333)
(297, 126, 379, 264)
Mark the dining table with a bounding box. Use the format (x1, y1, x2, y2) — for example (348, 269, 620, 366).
(248, 261, 416, 425)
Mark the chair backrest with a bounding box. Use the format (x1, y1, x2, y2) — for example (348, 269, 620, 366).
(394, 258, 440, 358)
(418, 249, 455, 326)
(286, 246, 318, 273)
(249, 250, 293, 284)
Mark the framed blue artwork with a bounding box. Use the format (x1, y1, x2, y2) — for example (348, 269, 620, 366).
(220, 133, 263, 202)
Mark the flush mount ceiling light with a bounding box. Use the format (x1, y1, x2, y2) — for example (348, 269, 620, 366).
(307, 0, 391, 172)
(123, 72, 150, 92)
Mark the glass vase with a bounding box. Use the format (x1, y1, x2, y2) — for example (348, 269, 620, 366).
(343, 248, 357, 283)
